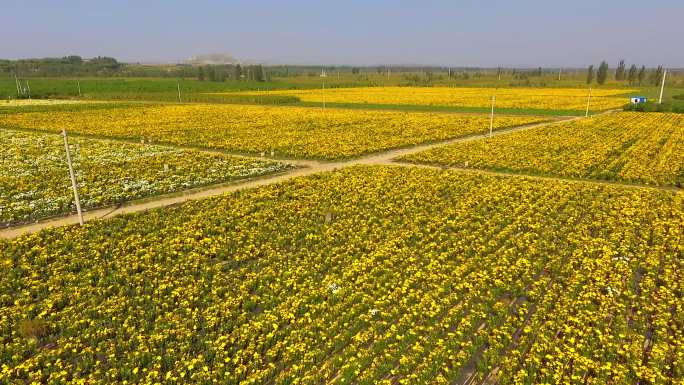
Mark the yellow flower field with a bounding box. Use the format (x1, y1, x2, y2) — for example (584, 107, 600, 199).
(0, 128, 290, 224)
(0, 99, 93, 108)
(0, 104, 548, 159)
(228, 86, 632, 111)
(403, 112, 684, 187)
(1, 165, 682, 384)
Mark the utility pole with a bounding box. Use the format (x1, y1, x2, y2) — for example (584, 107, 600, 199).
(14, 74, 21, 97)
(62, 129, 84, 225)
(558, 68, 562, 81)
(489, 95, 496, 137)
(25, 81, 31, 100)
(77, 80, 82, 97)
(658, 69, 667, 104)
(585, 87, 592, 117)
(177, 81, 182, 103)
(321, 70, 327, 109)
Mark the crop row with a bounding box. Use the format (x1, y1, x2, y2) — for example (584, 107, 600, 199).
(1, 165, 681, 384)
(0, 129, 290, 225)
(402, 112, 684, 187)
(0, 104, 548, 159)
(230, 86, 632, 111)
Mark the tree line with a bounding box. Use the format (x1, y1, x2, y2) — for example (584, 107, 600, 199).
(1, 56, 674, 88)
(196, 64, 268, 82)
(586, 60, 665, 86)
(1, 56, 122, 77)
(1, 56, 270, 82)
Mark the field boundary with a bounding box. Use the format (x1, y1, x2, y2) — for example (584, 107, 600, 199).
(383, 161, 683, 193)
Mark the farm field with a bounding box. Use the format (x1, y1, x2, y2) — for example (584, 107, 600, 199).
(1, 166, 682, 384)
(4, 2, 684, 384)
(229, 86, 633, 111)
(402, 112, 684, 187)
(0, 104, 549, 160)
(0, 129, 290, 225)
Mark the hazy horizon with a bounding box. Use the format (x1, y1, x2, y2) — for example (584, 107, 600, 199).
(3, 0, 684, 67)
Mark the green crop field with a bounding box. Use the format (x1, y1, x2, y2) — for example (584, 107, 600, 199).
(4, 72, 680, 115)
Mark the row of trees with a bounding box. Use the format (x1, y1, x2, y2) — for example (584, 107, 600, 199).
(1, 56, 271, 81)
(587, 60, 665, 86)
(1, 56, 122, 77)
(2, 56, 673, 87)
(197, 64, 267, 82)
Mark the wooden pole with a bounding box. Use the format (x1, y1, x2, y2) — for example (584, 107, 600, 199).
(77, 80, 82, 97)
(26, 81, 31, 100)
(177, 82, 182, 103)
(62, 129, 84, 225)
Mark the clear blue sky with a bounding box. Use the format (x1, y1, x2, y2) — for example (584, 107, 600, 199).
(3, 0, 683, 67)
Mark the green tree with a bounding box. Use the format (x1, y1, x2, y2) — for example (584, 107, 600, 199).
(638, 66, 646, 86)
(63, 55, 83, 65)
(197, 66, 205, 81)
(650, 65, 663, 86)
(215, 66, 225, 82)
(615, 60, 626, 81)
(627, 64, 637, 85)
(596, 61, 609, 85)
(234, 64, 242, 80)
(586, 65, 595, 84)
(205, 65, 216, 81)
(253, 65, 265, 81)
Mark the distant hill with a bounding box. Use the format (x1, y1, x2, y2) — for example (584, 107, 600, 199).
(187, 54, 239, 65)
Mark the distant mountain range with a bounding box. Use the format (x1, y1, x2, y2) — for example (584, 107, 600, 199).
(186, 54, 239, 65)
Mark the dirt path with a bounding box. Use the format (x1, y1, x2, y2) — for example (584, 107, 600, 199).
(4, 110, 666, 240)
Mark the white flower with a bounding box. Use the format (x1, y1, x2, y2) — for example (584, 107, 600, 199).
(327, 283, 340, 294)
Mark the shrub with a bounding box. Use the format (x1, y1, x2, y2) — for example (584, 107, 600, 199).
(623, 101, 684, 113)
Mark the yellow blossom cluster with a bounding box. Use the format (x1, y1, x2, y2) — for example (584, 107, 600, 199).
(0, 104, 547, 159)
(0, 128, 290, 224)
(403, 112, 684, 187)
(1, 165, 681, 384)
(230, 87, 632, 111)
